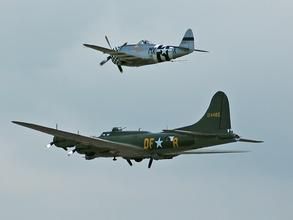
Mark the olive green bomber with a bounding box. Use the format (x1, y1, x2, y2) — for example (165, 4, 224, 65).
(12, 91, 263, 168)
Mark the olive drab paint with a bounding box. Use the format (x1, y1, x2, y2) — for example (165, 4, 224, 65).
(13, 91, 263, 168)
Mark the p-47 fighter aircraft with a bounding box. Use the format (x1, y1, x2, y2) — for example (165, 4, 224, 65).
(13, 91, 262, 168)
(83, 29, 208, 73)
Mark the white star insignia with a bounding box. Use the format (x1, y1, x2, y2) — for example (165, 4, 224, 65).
(155, 137, 163, 148)
(161, 48, 168, 55)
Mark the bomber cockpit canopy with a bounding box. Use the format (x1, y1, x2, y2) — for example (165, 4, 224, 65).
(111, 127, 123, 132)
(100, 132, 110, 137)
(137, 40, 151, 45)
(100, 127, 150, 137)
(100, 127, 123, 137)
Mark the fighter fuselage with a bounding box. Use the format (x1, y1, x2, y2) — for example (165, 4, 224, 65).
(115, 43, 192, 66)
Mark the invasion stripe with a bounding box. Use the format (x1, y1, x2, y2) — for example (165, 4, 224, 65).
(182, 37, 194, 41)
(156, 52, 162, 62)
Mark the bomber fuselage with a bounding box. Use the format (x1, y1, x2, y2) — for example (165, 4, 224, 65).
(53, 128, 236, 160)
(101, 130, 235, 149)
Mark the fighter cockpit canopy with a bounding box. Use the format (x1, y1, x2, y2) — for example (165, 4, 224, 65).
(137, 40, 151, 45)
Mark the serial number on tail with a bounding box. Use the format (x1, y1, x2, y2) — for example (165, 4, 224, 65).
(207, 112, 221, 118)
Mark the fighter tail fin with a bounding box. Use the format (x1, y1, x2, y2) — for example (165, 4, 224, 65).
(177, 91, 231, 134)
(179, 29, 195, 50)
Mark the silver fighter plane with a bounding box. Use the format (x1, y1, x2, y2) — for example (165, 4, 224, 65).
(84, 29, 208, 73)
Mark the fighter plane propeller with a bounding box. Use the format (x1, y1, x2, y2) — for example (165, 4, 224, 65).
(12, 91, 263, 168)
(98, 35, 126, 73)
(84, 29, 208, 73)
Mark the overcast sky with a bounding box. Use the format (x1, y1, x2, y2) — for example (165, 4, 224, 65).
(1, 0, 293, 219)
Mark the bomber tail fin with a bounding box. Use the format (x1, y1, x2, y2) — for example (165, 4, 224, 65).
(176, 91, 231, 134)
(179, 29, 195, 50)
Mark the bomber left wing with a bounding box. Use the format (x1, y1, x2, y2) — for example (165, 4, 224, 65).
(12, 121, 145, 158)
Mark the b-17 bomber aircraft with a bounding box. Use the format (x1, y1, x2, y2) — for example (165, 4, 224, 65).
(12, 91, 262, 168)
(83, 29, 208, 73)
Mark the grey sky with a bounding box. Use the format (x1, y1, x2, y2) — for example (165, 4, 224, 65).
(1, 0, 293, 219)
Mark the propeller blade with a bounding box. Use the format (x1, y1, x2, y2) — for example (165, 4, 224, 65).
(67, 150, 74, 156)
(117, 65, 123, 73)
(105, 35, 112, 49)
(120, 42, 128, 48)
(148, 158, 153, 168)
(126, 159, 133, 166)
(100, 56, 111, 66)
(46, 142, 54, 148)
(67, 148, 76, 156)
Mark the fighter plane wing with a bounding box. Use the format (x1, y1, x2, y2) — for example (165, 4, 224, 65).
(12, 121, 145, 157)
(83, 44, 126, 56)
(83, 44, 145, 64)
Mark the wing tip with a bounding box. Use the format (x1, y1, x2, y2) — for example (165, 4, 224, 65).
(83, 43, 91, 48)
(12, 121, 31, 128)
(12, 120, 21, 125)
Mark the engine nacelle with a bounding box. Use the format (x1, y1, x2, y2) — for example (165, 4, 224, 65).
(85, 152, 96, 160)
(53, 136, 75, 149)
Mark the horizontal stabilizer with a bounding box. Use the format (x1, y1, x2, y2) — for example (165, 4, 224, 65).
(163, 129, 222, 137)
(179, 150, 249, 154)
(164, 149, 249, 157)
(194, 49, 209, 53)
(237, 138, 263, 143)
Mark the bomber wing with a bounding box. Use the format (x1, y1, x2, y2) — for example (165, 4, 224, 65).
(12, 121, 145, 158)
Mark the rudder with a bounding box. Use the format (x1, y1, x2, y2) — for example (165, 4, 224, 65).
(177, 91, 231, 134)
(179, 29, 194, 50)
